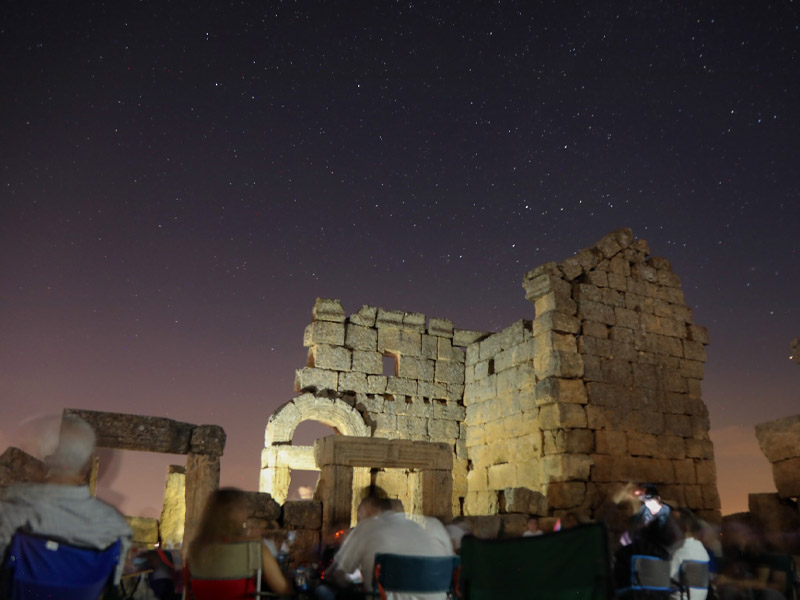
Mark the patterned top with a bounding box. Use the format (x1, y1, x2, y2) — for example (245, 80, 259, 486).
(0, 483, 133, 583)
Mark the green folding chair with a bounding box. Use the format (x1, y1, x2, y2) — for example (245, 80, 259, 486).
(460, 522, 613, 600)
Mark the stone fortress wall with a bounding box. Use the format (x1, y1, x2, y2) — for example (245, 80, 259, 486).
(262, 228, 722, 523)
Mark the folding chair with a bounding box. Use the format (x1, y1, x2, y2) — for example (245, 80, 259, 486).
(460, 522, 613, 600)
(675, 560, 710, 600)
(1, 529, 121, 600)
(616, 555, 672, 598)
(372, 553, 460, 600)
(183, 541, 290, 600)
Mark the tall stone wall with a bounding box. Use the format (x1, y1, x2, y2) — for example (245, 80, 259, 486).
(265, 298, 486, 512)
(463, 321, 541, 515)
(517, 228, 719, 521)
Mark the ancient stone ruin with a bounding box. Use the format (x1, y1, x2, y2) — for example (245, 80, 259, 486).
(262, 228, 721, 523)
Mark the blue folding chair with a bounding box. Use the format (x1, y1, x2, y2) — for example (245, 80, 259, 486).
(372, 553, 460, 600)
(1, 530, 121, 600)
(675, 560, 710, 600)
(616, 555, 672, 598)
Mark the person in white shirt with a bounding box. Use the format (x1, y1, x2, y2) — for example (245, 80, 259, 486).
(670, 508, 710, 600)
(321, 486, 454, 600)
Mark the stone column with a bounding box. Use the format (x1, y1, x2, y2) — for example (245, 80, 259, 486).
(160, 465, 186, 548)
(422, 469, 452, 521)
(183, 425, 225, 549)
(316, 465, 353, 534)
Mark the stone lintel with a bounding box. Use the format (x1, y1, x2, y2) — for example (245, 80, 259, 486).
(314, 436, 452, 470)
(65, 408, 195, 454)
(261, 445, 318, 470)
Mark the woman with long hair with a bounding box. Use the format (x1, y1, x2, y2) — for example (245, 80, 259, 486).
(186, 488, 291, 598)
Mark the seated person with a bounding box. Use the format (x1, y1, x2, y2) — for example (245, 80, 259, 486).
(714, 519, 785, 600)
(669, 508, 711, 600)
(186, 488, 292, 598)
(319, 486, 454, 599)
(0, 415, 133, 585)
(523, 515, 543, 537)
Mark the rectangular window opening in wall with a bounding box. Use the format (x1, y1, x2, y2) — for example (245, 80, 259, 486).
(488, 358, 495, 375)
(383, 353, 398, 377)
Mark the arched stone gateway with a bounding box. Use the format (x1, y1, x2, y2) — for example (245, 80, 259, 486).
(260, 393, 370, 503)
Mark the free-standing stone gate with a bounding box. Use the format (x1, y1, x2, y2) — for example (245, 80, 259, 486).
(64, 408, 225, 548)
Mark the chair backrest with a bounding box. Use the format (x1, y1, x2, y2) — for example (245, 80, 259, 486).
(185, 541, 262, 600)
(372, 553, 460, 600)
(678, 560, 709, 591)
(460, 521, 613, 600)
(616, 554, 672, 595)
(1, 530, 121, 600)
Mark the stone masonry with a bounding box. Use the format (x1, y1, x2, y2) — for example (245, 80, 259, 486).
(263, 228, 720, 522)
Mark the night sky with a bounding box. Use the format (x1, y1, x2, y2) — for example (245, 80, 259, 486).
(2, 1, 798, 517)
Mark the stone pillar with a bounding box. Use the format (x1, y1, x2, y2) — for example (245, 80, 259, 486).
(183, 425, 225, 548)
(316, 465, 353, 534)
(259, 466, 291, 505)
(160, 465, 186, 548)
(422, 469, 452, 521)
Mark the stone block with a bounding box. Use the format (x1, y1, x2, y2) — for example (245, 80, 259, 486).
(378, 328, 421, 357)
(664, 414, 692, 437)
(499, 487, 549, 515)
(534, 290, 577, 316)
(586, 271, 608, 288)
(434, 360, 465, 384)
(534, 350, 584, 379)
(189, 425, 226, 456)
(310, 344, 351, 371)
(687, 324, 710, 344)
(403, 312, 426, 332)
(338, 371, 368, 394)
(488, 463, 517, 490)
(397, 356, 434, 380)
(421, 334, 438, 360)
(632, 263, 659, 283)
(545, 481, 586, 509)
(64, 409, 195, 454)
(160, 465, 185, 548)
(673, 459, 697, 484)
(684, 439, 714, 460)
(755, 415, 800, 463)
(0, 447, 45, 485)
(428, 318, 454, 337)
(543, 429, 594, 454)
(772, 458, 800, 498)
(541, 454, 591, 482)
(464, 491, 499, 516)
(126, 516, 159, 544)
(350, 305, 377, 327)
(595, 430, 627, 455)
(577, 301, 616, 325)
(312, 298, 346, 322)
(748, 493, 800, 552)
(385, 377, 418, 397)
(582, 320, 609, 339)
(533, 312, 581, 336)
(352, 350, 382, 374)
(680, 359, 704, 380)
(600, 359, 633, 386)
(574, 247, 603, 272)
(304, 321, 345, 347)
(626, 432, 658, 457)
(345, 324, 377, 351)
(539, 402, 587, 430)
(453, 329, 487, 347)
(437, 338, 465, 362)
(283, 500, 322, 530)
(367, 375, 388, 394)
(560, 256, 584, 280)
(417, 380, 448, 399)
(376, 309, 405, 329)
(427, 418, 459, 441)
(295, 367, 338, 393)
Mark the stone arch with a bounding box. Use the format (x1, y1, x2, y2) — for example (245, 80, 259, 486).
(260, 393, 370, 503)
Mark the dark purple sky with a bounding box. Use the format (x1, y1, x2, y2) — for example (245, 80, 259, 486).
(1, 1, 798, 517)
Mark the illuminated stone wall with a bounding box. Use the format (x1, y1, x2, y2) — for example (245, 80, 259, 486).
(515, 228, 718, 521)
(264, 228, 720, 522)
